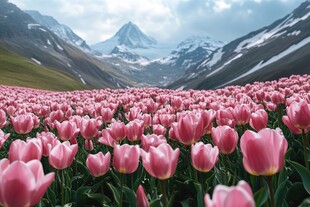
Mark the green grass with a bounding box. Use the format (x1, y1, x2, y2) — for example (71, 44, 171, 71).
(0, 47, 91, 91)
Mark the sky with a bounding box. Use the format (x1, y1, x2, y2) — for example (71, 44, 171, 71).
(9, 0, 306, 45)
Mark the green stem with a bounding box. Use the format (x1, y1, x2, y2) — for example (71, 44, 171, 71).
(277, 105, 283, 128)
(267, 176, 275, 207)
(160, 179, 168, 207)
(223, 155, 229, 185)
(61, 170, 65, 207)
(302, 130, 309, 170)
(119, 173, 124, 207)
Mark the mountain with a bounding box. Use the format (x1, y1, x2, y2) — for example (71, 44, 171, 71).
(157, 36, 224, 71)
(169, 0, 310, 90)
(0, 0, 136, 89)
(92, 21, 174, 62)
(25, 10, 90, 51)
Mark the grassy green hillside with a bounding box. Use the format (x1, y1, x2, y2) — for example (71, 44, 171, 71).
(0, 47, 91, 91)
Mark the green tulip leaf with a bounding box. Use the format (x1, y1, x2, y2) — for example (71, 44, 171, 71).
(123, 186, 137, 207)
(288, 160, 310, 194)
(254, 179, 269, 207)
(275, 179, 288, 207)
(107, 183, 120, 206)
(193, 182, 204, 207)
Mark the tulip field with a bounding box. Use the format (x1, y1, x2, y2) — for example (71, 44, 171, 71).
(0, 74, 310, 207)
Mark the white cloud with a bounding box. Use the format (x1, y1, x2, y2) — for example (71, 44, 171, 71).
(213, 0, 231, 13)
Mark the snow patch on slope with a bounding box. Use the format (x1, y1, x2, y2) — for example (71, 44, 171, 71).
(221, 36, 310, 87)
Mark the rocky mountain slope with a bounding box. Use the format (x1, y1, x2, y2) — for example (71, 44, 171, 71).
(169, 0, 310, 90)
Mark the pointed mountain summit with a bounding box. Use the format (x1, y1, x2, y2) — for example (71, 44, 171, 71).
(92, 21, 157, 55)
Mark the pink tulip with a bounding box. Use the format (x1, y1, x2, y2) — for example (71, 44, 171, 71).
(84, 140, 94, 151)
(79, 118, 100, 140)
(216, 108, 235, 128)
(9, 138, 42, 162)
(211, 126, 238, 154)
(125, 107, 141, 121)
(152, 124, 167, 136)
(270, 91, 285, 106)
(158, 114, 175, 127)
(200, 110, 216, 134)
(141, 134, 167, 152)
(0, 159, 55, 207)
(136, 185, 150, 207)
(55, 121, 79, 141)
(191, 142, 219, 173)
(284, 100, 310, 132)
(232, 104, 251, 126)
(36, 132, 58, 156)
(204, 180, 255, 207)
(98, 129, 118, 147)
(172, 112, 204, 145)
(0, 129, 10, 149)
(86, 152, 111, 177)
(126, 120, 144, 142)
(100, 107, 114, 123)
(107, 121, 126, 142)
(282, 116, 302, 134)
(249, 109, 268, 131)
(10, 114, 34, 134)
(240, 128, 288, 176)
(0, 109, 8, 128)
(49, 141, 78, 170)
(141, 143, 180, 180)
(113, 144, 140, 174)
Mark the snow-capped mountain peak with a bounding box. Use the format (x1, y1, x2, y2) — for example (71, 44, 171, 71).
(25, 10, 90, 51)
(158, 35, 224, 70)
(114, 21, 157, 48)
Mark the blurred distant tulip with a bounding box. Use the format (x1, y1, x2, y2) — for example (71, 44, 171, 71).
(113, 144, 140, 174)
(86, 152, 111, 177)
(136, 185, 150, 207)
(191, 142, 219, 173)
(11, 114, 34, 135)
(100, 107, 114, 123)
(152, 124, 167, 136)
(9, 138, 42, 162)
(141, 143, 179, 180)
(84, 140, 94, 151)
(172, 112, 204, 145)
(240, 128, 288, 176)
(204, 180, 255, 207)
(49, 141, 78, 170)
(216, 108, 235, 128)
(211, 126, 238, 154)
(250, 109, 268, 131)
(0, 159, 55, 207)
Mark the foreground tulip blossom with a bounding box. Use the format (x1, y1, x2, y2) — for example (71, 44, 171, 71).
(79, 118, 100, 140)
(204, 180, 255, 207)
(211, 126, 238, 154)
(141, 134, 167, 152)
(113, 144, 140, 174)
(191, 142, 219, 173)
(232, 104, 251, 126)
(126, 119, 144, 142)
(49, 141, 78, 170)
(86, 152, 111, 177)
(0, 159, 55, 207)
(240, 128, 288, 176)
(141, 143, 180, 180)
(136, 185, 150, 207)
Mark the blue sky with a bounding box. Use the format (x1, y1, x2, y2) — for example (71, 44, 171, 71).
(9, 0, 306, 45)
